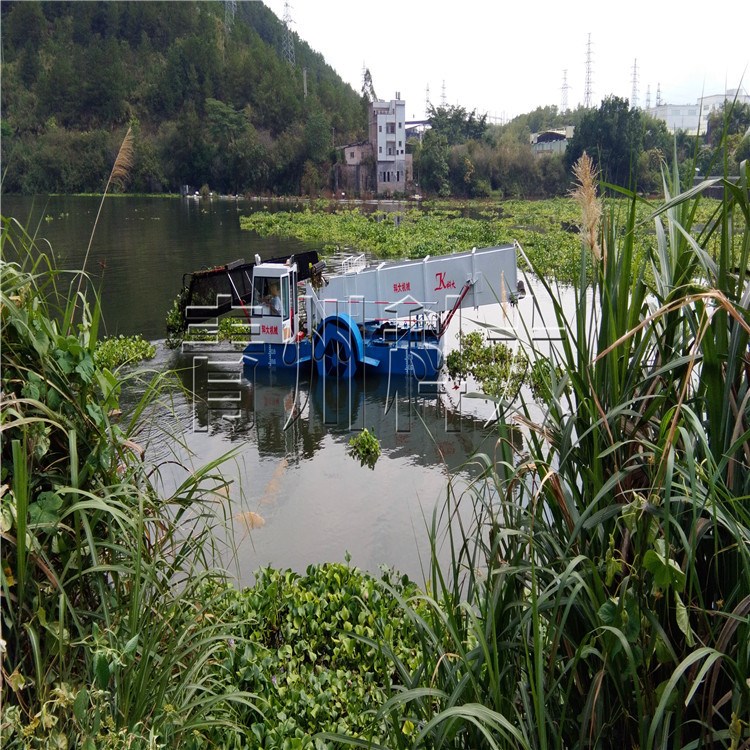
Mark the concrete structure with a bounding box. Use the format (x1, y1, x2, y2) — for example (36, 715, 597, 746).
(646, 102, 702, 135)
(646, 88, 750, 135)
(370, 95, 408, 195)
(336, 94, 414, 197)
(530, 127, 574, 157)
(336, 141, 375, 195)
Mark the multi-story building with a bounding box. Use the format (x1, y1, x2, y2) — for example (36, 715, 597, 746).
(646, 88, 750, 135)
(336, 94, 415, 197)
(369, 95, 408, 195)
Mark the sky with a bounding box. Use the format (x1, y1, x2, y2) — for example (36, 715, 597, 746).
(262, 0, 749, 123)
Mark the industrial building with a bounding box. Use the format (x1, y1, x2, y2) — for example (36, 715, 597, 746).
(337, 94, 414, 197)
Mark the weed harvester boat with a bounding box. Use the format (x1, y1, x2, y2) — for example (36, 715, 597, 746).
(174, 244, 523, 381)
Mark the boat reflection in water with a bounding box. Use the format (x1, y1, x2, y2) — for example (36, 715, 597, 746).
(171, 350, 517, 584)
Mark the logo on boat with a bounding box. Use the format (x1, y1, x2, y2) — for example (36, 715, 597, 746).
(434, 272, 456, 291)
(261, 324, 279, 335)
(393, 281, 412, 293)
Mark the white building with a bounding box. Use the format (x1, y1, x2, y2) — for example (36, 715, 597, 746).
(646, 88, 750, 135)
(369, 95, 408, 195)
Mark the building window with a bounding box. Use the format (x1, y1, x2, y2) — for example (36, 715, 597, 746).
(398, 122, 402, 128)
(379, 125, 382, 132)
(379, 146, 382, 153)
(398, 140, 402, 147)
(349, 151, 355, 158)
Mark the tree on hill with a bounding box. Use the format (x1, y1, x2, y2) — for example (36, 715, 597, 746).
(428, 103, 487, 146)
(0, 0, 363, 195)
(565, 96, 670, 190)
(416, 129, 451, 196)
(704, 100, 750, 174)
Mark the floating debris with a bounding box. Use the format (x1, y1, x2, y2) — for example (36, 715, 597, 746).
(237, 510, 266, 530)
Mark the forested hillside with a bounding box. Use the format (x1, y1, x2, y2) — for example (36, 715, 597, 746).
(1, 1, 365, 195)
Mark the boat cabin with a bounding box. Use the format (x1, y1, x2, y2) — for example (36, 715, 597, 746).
(250, 262, 297, 345)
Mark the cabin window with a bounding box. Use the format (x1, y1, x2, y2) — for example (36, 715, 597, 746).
(252, 277, 287, 317)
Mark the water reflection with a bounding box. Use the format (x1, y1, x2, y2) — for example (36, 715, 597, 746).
(173, 349, 504, 471)
(160, 349, 518, 583)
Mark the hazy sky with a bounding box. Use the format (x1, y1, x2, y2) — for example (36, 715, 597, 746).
(263, 0, 749, 123)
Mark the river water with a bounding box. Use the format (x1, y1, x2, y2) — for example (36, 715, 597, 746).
(2, 195, 547, 584)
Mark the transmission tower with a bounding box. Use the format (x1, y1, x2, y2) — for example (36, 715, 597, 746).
(645, 84, 651, 110)
(282, 2, 295, 67)
(561, 69, 570, 113)
(441, 80, 447, 106)
(583, 33, 593, 108)
(656, 82, 662, 107)
(425, 84, 431, 115)
(630, 59, 639, 109)
(361, 67, 377, 102)
(224, 0, 236, 34)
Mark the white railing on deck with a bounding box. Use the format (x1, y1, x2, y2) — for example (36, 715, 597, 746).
(328, 252, 367, 275)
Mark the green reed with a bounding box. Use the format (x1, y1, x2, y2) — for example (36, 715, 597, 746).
(362, 146, 749, 748)
(0, 218, 253, 748)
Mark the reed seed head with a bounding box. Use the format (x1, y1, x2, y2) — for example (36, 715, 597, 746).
(570, 151, 602, 262)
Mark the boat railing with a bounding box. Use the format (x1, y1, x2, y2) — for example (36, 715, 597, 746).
(328, 251, 367, 275)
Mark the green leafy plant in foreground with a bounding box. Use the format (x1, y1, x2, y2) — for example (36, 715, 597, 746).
(199, 563, 427, 747)
(1, 218, 252, 748)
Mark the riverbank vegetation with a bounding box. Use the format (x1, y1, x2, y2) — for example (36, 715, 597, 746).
(239, 195, 734, 285)
(362, 156, 750, 747)
(4, 4, 748, 200)
(3, 134, 749, 748)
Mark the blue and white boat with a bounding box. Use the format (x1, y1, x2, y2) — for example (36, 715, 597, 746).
(179, 244, 522, 381)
